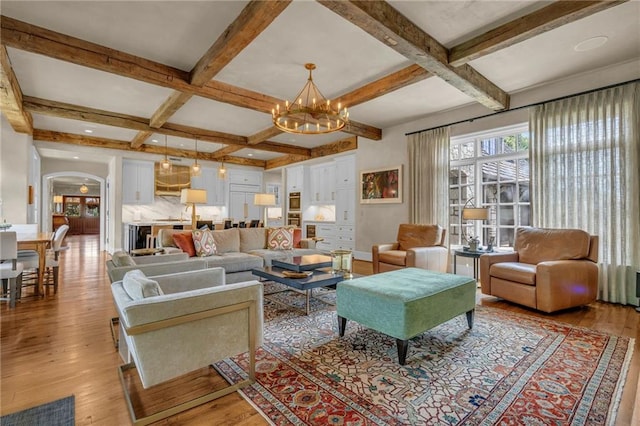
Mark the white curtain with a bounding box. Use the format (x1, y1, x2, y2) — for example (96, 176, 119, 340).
(407, 127, 450, 233)
(529, 82, 640, 305)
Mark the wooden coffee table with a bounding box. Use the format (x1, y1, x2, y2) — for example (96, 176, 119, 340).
(252, 265, 351, 315)
(272, 254, 332, 271)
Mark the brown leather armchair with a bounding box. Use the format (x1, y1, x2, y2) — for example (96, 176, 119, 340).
(480, 227, 598, 313)
(372, 224, 448, 274)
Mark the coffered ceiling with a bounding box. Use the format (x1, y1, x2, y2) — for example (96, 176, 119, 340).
(1, 1, 638, 170)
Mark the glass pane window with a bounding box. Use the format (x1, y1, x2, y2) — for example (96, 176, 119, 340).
(450, 124, 530, 248)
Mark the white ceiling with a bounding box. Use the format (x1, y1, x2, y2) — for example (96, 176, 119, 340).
(2, 0, 639, 166)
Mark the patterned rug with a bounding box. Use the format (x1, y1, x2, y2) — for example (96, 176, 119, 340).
(216, 284, 634, 425)
(0, 395, 74, 426)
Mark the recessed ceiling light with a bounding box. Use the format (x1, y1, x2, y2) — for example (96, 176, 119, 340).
(84, 129, 93, 134)
(152, 139, 158, 143)
(73, 156, 79, 159)
(248, 153, 253, 157)
(574, 36, 608, 52)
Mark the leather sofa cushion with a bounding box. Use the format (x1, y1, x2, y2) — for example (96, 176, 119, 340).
(490, 262, 537, 285)
(378, 250, 407, 266)
(397, 224, 442, 250)
(515, 227, 591, 265)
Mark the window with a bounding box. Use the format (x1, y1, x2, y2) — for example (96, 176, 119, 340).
(449, 124, 530, 247)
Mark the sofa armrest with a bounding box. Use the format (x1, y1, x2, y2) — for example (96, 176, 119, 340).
(407, 246, 448, 273)
(535, 260, 598, 313)
(372, 242, 399, 274)
(479, 251, 519, 294)
(133, 252, 189, 264)
(153, 268, 226, 294)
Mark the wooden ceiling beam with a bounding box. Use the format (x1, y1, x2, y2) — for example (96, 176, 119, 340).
(33, 129, 266, 167)
(339, 64, 431, 107)
(132, 1, 291, 149)
(210, 145, 244, 160)
(449, 1, 627, 67)
(23, 96, 311, 156)
(190, 0, 291, 86)
(265, 136, 358, 169)
(344, 120, 382, 140)
(0, 45, 33, 134)
(318, 0, 509, 111)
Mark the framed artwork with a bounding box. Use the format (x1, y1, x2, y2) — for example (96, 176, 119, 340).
(360, 165, 402, 204)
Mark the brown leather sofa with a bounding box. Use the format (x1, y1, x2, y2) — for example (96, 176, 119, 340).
(480, 227, 598, 313)
(372, 224, 448, 274)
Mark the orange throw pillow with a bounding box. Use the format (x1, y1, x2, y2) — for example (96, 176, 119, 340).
(172, 232, 196, 257)
(292, 228, 302, 248)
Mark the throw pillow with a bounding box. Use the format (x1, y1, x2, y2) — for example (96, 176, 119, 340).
(267, 227, 293, 250)
(192, 229, 217, 257)
(122, 269, 164, 300)
(212, 228, 240, 254)
(172, 232, 196, 257)
(291, 227, 302, 248)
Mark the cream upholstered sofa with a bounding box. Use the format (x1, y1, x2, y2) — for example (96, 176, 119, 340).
(111, 267, 263, 424)
(372, 224, 448, 274)
(108, 227, 321, 284)
(480, 227, 598, 313)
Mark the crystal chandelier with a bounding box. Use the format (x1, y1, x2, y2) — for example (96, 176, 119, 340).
(272, 63, 348, 135)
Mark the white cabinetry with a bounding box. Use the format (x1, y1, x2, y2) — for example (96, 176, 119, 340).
(191, 167, 226, 205)
(335, 155, 356, 188)
(313, 222, 336, 251)
(122, 160, 154, 204)
(228, 169, 262, 186)
(309, 163, 335, 204)
(334, 155, 356, 251)
(286, 166, 304, 192)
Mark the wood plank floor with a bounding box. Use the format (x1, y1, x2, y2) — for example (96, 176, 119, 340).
(1, 235, 638, 425)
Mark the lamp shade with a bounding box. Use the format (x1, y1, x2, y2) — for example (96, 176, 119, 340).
(53, 195, 64, 204)
(254, 193, 276, 206)
(180, 188, 207, 204)
(462, 207, 489, 220)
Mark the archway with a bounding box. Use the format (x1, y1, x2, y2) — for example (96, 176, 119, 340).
(42, 172, 106, 251)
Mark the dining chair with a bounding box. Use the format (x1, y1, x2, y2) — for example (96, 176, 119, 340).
(0, 231, 24, 308)
(145, 224, 173, 248)
(249, 219, 260, 228)
(19, 224, 69, 294)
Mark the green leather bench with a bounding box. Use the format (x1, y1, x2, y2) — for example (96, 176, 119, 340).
(337, 267, 476, 365)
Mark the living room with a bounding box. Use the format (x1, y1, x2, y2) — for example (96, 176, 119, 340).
(1, 1, 639, 425)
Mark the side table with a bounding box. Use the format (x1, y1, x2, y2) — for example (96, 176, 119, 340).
(453, 249, 492, 281)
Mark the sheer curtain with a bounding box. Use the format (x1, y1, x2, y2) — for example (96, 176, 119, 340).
(529, 82, 639, 305)
(407, 127, 450, 233)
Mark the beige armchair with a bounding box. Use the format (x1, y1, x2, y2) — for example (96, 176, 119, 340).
(480, 227, 598, 313)
(111, 267, 263, 424)
(372, 224, 448, 274)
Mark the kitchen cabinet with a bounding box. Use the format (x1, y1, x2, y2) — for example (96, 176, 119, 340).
(122, 159, 154, 204)
(306, 221, 336, 251)
(335, 187, 356, 226)
(286, 166, 304, 192)
(336, 224, 355, 251)
(335, 155, 356, 188)
(228, 169, 262, 186)
(229, 184, 260, 223)
(191, 167, 226, 205)
(309, 163, 336, 204)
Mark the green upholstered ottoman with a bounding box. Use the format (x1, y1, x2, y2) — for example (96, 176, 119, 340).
(337, 267, 476, 365)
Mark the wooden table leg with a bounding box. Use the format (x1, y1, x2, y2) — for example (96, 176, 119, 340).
(36, 241, 46, 295)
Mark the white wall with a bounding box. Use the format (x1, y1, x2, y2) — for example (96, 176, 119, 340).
(353, 59, 640, 258)
(0, 115, 33, 224)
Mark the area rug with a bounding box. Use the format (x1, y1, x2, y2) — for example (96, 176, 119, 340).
(216, 284, 633, 425)
(0, 395, 74, 426)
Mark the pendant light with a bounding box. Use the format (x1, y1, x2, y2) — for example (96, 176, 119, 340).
(218, 161, 227, 180)
(160, 135, 172, 173)
(191, 137, 201, 177)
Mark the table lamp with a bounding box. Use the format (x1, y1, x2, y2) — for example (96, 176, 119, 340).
(254, 193, 276, 228)
(53, 195, 64, 213)
(461, 199, 489, 251)
(181, 189, 207, 230)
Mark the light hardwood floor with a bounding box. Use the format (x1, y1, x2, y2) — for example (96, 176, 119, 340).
(1, 235, 638, 425)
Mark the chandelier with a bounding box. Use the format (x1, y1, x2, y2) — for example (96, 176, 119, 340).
(79, 184, 89, 194)
(160, 135, 172, 172)
(272, 63, 348, 135)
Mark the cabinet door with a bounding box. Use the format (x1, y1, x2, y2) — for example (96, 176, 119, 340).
(123, 160, 154, 204)
(335, 155, 356, 188)
(322, 164, 336, 203)
(336, 187, 356, 225)
(136, 162, 155, 204)
(287, 166, 303, 192)
(229, 170, 262, 186)
(122, 161, 139, 204)
(191, 167, 225, 206)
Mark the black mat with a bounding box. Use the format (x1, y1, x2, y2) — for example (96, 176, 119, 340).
(1, 395, 74, 426)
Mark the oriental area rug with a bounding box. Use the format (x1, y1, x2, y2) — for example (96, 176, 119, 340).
(216, 284, 633, 425)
